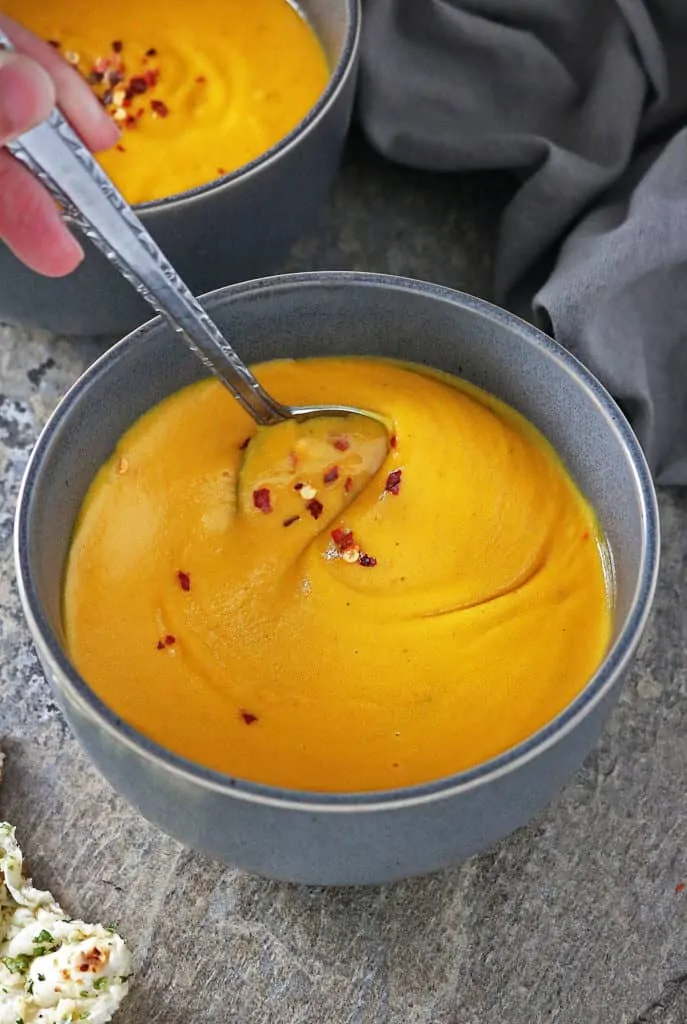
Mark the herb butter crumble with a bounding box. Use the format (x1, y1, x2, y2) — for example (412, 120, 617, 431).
(0, 823, 131, 1023)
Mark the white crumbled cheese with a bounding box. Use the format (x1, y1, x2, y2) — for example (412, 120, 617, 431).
(0, 822, 132, 1024)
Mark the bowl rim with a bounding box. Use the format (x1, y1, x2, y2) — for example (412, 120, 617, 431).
(132, 0, 361, 213)
(14, 271, 661, 813)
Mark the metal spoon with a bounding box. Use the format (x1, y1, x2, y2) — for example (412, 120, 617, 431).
(0, 29, 385, 429)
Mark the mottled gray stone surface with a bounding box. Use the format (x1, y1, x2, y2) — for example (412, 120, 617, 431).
(0, 137, 685, 1024)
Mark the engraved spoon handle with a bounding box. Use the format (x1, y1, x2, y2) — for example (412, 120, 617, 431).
(0, 28, 290, 426)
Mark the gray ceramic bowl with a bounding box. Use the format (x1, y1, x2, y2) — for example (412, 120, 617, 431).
(15, 272, 659, 886)
(0, 2, 359, 337)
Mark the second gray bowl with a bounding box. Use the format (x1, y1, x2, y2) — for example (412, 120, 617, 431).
(0, 1, 359, 336)
(15, 272, 659, 885)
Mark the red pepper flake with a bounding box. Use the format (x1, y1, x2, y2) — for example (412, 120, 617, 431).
(344, 476, 353, 494)
(390, 434, 398, 448)
(156, 640, 165, 650)
(385, 469, 403, 495)
(151, 98, 169, 118)
(217, 167, 227, 175)
(358, 553, 378, 567)
(253, 487, 273, 513)
(323, 465, 339, 485)
(143, 68, 159, 88)
(239, 436, 251, 451)
(111, 40, 123, 53)
(116, 144, 126, 152)
(331, 527, 355, 551)
(582, 531, 590, 540)
(177, 570, 191, 592)
(145, 47, 158, 57)
(676, 882, 685, 894)
(283, 515, 301, 527)
(164, 634, 176, 646)
(128, 75, 148, 95)
(195, 75, 207, 84)
(332, 436, 350, 452)
(104, 68, 123, 87)
(306, 498, 324, 520)
(48, 39, 60, 49)
(240, 710, 258, 725)
(294, 481, 304, 491)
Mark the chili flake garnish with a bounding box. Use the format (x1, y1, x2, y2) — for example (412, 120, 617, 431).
(323, 465, 339, 485)
(283, 515, 300, 527)
(128, 75, 148, 95)
(294, 481, 304, 491)
(217, 167, 227, 175)
(331, 527, 355, 551)
(344, 476, 353, 493)
(195, 75, 207, 84)
(332, 436, 350, 452)
(82, 44, 168, 132)
(116, 144, 126, 152)
(240, 710, 258, 725)
(239, 436, 251, 450)
(676, 882, 685, 894)
(385, 469, 402, 495)
(145, 47, 158, 57)
(177, 570, 191, 592)
(253, 488, 273, 513)
(306, 498, 324, 520)
(390, 434, 398, 448)
(48, 40, 60, 49)
(156, 640, 165, 650)
(358, 553, 377, 567)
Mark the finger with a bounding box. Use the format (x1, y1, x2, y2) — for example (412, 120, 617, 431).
(0, 13, 119, 152)
(0, 148, 84, 276)
(0, 51, 55, 142)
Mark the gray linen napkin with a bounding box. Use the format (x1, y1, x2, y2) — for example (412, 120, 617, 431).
(358, 0, 687, 484)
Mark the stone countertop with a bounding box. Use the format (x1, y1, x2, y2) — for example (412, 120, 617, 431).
(0, 135, 685, 1024)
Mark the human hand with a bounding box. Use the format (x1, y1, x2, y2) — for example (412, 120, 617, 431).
(0, 14, 119, 277)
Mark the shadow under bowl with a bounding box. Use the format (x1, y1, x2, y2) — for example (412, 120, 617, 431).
(0, 0, 360, 337)
(15, 271, 660, 885)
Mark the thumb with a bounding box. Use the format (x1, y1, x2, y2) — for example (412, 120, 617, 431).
(0, 50, 55, 144)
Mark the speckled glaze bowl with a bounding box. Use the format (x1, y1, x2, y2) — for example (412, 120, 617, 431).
(0, 2, 359, 337)
(15, 272, 660, 886)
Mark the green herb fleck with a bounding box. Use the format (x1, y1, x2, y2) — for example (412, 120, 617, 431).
(93, 976, 109, 990)
(26, 978, 34, 995)
(1, 955, 32, 974)
(34, 930, 54, 944)
(37, 973, 45, 982)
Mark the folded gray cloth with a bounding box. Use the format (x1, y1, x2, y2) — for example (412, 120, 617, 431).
(358, 0, 687, 484)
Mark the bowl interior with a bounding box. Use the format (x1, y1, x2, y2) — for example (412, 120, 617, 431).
(18, 273, 657, 777)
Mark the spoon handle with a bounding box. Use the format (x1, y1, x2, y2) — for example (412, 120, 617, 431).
(0, 29, 289, 426)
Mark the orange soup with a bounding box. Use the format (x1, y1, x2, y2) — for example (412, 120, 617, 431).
(5, 0, 329, 203)
(63, 357, 612, 792)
